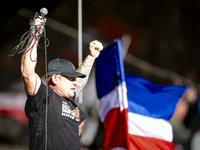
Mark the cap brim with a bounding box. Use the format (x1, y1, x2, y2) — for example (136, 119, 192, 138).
(61, 71, 86, 78)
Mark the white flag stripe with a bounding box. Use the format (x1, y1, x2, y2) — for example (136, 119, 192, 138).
(128, 112, 173, 142)
(99, 82, 127, 122)
(118, 81, 128, 111)
(99, 86, 120, 122)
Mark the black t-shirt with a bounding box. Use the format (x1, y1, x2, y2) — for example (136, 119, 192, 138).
(25, 82, 87, 150)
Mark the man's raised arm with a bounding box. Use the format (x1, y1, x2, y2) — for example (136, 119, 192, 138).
(21, 18, 44, 95)
(75, 40, 103, 98)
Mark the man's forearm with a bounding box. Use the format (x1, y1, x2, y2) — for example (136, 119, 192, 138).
(75, 55, 95, 95)
(21, 17, 45, 78)
(21, 38, 38, 78)
(20, 36, 42, 96)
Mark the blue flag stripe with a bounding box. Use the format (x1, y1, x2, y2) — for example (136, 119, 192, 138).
(96, 39, 125, 99)
(125, 74, 188, 120)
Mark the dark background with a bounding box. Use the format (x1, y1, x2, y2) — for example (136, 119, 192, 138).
(1, 0, 200, 87)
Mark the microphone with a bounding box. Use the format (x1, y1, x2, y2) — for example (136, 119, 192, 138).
(40, 8, 48, 18)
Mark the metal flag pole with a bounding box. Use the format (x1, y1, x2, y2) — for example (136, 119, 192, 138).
(78, 0, 83, 104)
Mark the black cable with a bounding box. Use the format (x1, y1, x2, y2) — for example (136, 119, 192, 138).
(43, 21, 48, 150)
(7, 12, 50, 57)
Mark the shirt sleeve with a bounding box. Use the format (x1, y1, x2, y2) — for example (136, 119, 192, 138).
(80, 109, 88, 123)
(25, 82, 46, 118)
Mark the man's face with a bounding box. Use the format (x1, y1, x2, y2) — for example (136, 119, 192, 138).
(58, 75, 77, 98)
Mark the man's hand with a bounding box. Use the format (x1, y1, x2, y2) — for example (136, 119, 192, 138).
(89, 40, 103, 58)
(31, 17, 46, 38)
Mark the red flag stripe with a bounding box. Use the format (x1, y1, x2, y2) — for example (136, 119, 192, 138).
(102, 108, 128, 150)
(128, 134, 175, 150)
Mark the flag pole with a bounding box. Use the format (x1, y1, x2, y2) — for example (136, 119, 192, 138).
(78, 0, 83, 104)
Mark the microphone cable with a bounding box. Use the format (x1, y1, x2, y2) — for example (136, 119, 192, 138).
(43, 17, 49, 150)
(7, 12, 50, 57)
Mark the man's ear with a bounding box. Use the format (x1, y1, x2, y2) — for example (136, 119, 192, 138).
(51, 74, 59, 85)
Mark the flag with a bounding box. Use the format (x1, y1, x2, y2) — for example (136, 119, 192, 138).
(125, 74, 188, 150)
(95, 39, 188, 150)
(96, 39, 128, 150)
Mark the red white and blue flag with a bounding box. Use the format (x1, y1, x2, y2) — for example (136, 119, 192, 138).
(95, 39, 188, 150)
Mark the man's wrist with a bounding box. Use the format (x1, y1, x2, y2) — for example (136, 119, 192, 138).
(87, 54, 96, 60)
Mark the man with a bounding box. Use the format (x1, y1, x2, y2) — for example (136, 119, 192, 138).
(21, 17, 103, 150)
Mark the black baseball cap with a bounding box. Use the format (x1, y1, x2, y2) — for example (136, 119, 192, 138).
(47, 58, 86, 78)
